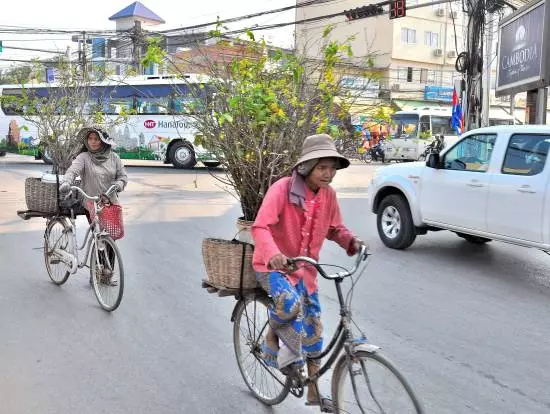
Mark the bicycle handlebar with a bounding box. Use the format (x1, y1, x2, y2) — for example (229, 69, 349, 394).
(287, 244, 369, 281)
(65, 185, 118, 202)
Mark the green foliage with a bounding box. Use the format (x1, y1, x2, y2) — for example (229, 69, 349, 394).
(141, 36, 166, 70)
(165, 25, 368, 220)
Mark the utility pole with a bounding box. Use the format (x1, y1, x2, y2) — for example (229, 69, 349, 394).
(132, 21, 143, 75)
(482, 13, 494, 127)
(81, 31, 87, 76)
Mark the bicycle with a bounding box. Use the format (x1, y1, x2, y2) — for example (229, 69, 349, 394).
(43, 185, 125, 312)
(232, 245, 424, 413)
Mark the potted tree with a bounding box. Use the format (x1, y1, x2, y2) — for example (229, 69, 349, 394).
(171, 27, 374, 228)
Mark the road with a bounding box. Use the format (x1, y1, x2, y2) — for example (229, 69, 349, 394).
(1, 154, 549, 414)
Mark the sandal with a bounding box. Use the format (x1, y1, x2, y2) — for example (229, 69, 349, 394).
(305, 396, 334, 413)
(260, 340, 279, 369)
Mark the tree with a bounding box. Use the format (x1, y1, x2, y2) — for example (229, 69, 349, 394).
(155, 25, 379, 221)
(0, 65, 33, 85)
(2, 59, 131, 173)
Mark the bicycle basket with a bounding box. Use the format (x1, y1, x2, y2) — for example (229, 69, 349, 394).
(89, 202, 125, 241)
(201, 238, 257, 289)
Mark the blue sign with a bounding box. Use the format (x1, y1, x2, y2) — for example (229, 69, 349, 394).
(46, 68, 55, 83)
(424, 86, 453, 102)
(92, 37, 105, 59)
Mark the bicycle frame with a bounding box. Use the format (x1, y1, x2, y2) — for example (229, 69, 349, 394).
(47, 185, 117, 274)
(237, 246, 370, 398)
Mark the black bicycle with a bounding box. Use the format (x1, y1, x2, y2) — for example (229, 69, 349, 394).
(232, 245, 424, 413)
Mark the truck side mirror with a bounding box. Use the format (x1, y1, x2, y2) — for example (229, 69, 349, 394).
(426, 153, 441, 169)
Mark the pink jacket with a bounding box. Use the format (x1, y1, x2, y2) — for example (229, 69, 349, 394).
(251, 177, 355, 294)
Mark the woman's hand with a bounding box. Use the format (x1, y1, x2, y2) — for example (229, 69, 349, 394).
(350, 238, 367, 255)
(268, 253, 289, 271)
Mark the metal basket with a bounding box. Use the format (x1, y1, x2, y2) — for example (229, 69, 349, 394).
(201, 238, 258, 289)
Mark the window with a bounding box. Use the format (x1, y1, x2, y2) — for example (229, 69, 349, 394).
(102, 97, 134, 115)
(406, 67, 413, 82)
(427, 70, 436, 84)
(420, 115, 431, 134)
(136, 97, 170, 114)
(431, 116, 455, 136)
(443, 134, 497, 172)
(502, 134, 550, 176)
(424, 32, 439, 48)
(401, 28, 416, 44)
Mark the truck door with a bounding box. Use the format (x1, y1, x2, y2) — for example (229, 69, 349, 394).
(487, 133, 550, 243)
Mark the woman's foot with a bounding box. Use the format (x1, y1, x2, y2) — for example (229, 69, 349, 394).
(305, 396, 334, 413)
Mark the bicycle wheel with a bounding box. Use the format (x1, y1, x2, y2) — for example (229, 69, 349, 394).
(233, 295, 290, 405)
(43, 217, 72, 285)
(332, 350, 424, 413)
(90, 235, 124, 311)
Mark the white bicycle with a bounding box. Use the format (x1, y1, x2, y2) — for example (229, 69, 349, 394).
(43, 185, 124, 312)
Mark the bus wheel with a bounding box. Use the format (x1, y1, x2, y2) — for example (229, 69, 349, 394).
(42, 148, 53, 165)
(169, 141, 197, 169)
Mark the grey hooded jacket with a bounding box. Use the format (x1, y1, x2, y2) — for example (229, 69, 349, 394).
(64, 151, 128, 205)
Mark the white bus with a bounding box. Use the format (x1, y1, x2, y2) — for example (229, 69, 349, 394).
(0, 74, 219, 168)
(385, 107, 514, 161)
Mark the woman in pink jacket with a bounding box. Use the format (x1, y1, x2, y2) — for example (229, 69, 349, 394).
(251, 134, 363, 412)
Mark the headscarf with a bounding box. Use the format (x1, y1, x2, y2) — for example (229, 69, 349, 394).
(83, 129, 111, 165)
(288, 159, 318, 209)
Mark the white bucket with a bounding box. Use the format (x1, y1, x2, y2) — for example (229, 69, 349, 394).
(41, 172, 60, 184)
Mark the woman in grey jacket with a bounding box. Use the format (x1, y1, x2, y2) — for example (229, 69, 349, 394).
(60, 127, 127, 206)
(60, 127, 127, 286)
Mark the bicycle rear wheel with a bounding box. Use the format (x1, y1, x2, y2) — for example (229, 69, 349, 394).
(90, 235, 124, 312)
(43, 217, 72, 285)
(332, 350, 424, 413)
(233, 295, 290, 405)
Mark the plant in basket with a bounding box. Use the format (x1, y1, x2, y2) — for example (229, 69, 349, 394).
(155, 25, 378, 289)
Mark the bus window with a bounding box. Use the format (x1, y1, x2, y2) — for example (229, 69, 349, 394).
(390, 114, 419, 139)
(137, 97, 170, 114)
(1, 88, 24, 115)
(102, 97, 135, 115)
(420, 115, 431, 134)
(431, 115, 455, 135)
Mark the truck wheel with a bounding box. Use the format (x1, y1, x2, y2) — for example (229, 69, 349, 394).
(169, 141, 196, 169)
(456, 233, 491, 244)
(377, 194, 416, 249)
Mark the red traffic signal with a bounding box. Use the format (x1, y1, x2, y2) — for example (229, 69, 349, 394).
(390, 0, 407, 19)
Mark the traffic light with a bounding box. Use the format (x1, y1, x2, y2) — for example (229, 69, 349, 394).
(345, 5, 384, 21)
(390, 0, 407, 19)
(0, 41, 3, 53)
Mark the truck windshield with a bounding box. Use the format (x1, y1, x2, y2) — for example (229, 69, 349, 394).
(390, 114, 419, 139)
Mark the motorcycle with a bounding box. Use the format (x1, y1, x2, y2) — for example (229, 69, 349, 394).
(418, 135, 445, 161)
(362, 140, 386, 163)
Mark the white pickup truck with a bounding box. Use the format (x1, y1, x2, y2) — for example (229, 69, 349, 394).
(368, 125, 550, 250)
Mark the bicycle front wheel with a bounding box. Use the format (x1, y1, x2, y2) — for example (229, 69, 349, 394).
(44, 217, 72, 285)
(233, 295, 290, 406)
(332, 350, 424, 413)
(90, 235, 124, 312)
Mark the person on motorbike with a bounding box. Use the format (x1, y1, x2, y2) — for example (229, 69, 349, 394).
(251, 134, 364, 412)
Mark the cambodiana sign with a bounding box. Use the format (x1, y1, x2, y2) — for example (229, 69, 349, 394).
(496, 0, 550, 96)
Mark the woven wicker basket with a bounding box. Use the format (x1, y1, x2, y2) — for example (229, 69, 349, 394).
(202, 238, 258, 289)
(25, 177, 59, 214)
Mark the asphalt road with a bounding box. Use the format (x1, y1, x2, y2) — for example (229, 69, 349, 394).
(1, 156, 549, 414)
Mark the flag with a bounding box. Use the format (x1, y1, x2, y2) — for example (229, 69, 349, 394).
(451, 88, 464, 135)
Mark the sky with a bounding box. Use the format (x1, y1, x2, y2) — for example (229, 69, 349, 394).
(0, 0, 297, 69)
